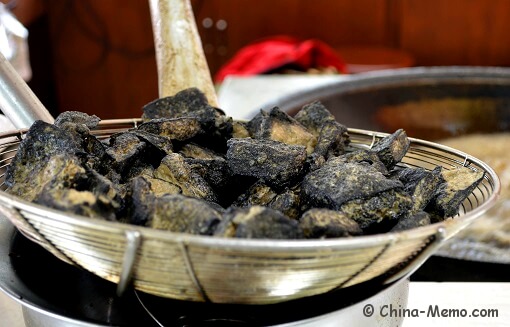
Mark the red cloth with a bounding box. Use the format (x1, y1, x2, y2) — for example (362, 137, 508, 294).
(214, 36, 347, 82)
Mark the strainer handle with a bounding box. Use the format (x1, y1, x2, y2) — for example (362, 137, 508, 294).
(0, 52, 54, 128)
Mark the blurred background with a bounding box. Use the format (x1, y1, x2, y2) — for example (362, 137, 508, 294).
(4, 0, 510, 118)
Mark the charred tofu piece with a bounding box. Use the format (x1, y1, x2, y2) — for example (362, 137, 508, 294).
(154, 153, 217, 202)
(232, 120, 251, 138)
(35, 187, 117, 221)
(307, 120, 350, 171)
(179, 143, 223, 160)
(131, 130, 173, 155)
(427, 166, 485, 219)
(31, 157, 120, 221)
(214, 206, 303, 239)
(341, 149, 389, 175)
(210, 110, 234, 141)
(299, 208, 362, 238)
(137, 117, 202, 141)
(371, 129, 410, 169)
(106, 133, 149, 179)
(5, 121, 82, 199)
(250, 107, 317, 154)
(142, 87, 217, 130)
(128, 175, 182, 225)
(302, 158, 403, 210)
(84, 168, 123, 205)
(313, 121, 349, 158)
(293, 101, 336, 136)
(232, 181, 277, 207)
(7, 154, 85, 201)
(184, 157, 231, 204)
(148, 194, 221, 235)
(392, 166, 443, 213)
(246, 110, 269, 136)
(268, 186, 302, 220)
(54, 111, 101, 129)
(340, 189, 413, 231)
(391, 211, 431, 232)
(54, 111, 109, 172)
(226, 138, 307, 188)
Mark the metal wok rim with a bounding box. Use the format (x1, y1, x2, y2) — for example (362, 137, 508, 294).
(254, 66, 510, 114)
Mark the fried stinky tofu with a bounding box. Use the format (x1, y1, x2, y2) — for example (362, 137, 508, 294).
(427, 166, 485, 219)
(312, 121, 349, 159)
(391, 211, 431, 232)
(31, 155, 120, 220)
(142, 87, 217, 130)
(5, 121, 82, 200)
(294, 101, 336, 136)
(106, 133, 149, 179)
(154, 153, 217, 203)
(137, 117, 202, 142)
(7, 154, 85, 202)
(249, 107, 317, 154)
(340, 189, 413, 230)
(392, 166, 443, 213)
(232, 120, 251, 138)
(129, 175, 182, 225)
(184, 156, 231, 205)
(130, 130, 174, 155)
(299, 208, 362, 238)
(227, 138, 307, 187)
(301, 157, 403, 210)
(268, 186, 302, 220)
(214, 206, 304, 239)
(232, 181, 277, 207)
(147, 194, 221, 235)
(54, 111, 101, 129)
(35, 187, 117, 220)
(340, 149, 389, 175)
(371, 129, 410, 170)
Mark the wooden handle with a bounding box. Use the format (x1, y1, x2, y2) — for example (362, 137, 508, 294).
(149, 0, 218, 107)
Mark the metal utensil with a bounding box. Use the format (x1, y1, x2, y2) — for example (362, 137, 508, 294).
(0, 51, 53, 128)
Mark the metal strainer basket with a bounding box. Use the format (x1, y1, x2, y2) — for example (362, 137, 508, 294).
(0, 119, 500, 304)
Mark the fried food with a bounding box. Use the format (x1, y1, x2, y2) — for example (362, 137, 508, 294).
(4, 88, 486, 240)
(214, 206, 303, 239)
(226, 138, 307, 188)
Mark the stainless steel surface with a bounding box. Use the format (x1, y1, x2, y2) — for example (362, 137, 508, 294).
(253, 66, 510, 139)
(116, 230, 142, 297)
(0, 119, 500, 304)
(0, 52, 53, 129)
(22, 307, 106, 327)
(134, 280, 410, 327)
(0, 209, 409, 327)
